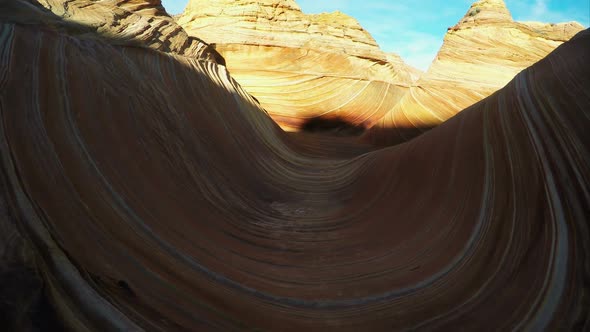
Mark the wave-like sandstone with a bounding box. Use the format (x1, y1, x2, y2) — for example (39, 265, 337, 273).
(1, 0, 589, 330)
(177, 0, 419, 130)
(366, 0, 584, 144)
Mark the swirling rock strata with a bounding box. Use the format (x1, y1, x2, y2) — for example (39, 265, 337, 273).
(177, 0, 419, 130)
(1, 1, 589, 330)
(366, 0, 584, 144)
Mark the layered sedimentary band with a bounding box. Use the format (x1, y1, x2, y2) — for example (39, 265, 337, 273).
(0, 0, 589, 331)
(177, 0, 419, 130)
(365, 0, 584, 145)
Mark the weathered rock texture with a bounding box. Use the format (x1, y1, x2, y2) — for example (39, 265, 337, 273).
(177, 0, 419, 130)
(1, 0, 589, 330)
(366, 0, 584, 144)
(4, 0, 224, 62)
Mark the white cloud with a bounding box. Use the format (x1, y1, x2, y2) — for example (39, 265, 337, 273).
(513, 0, 587, 25)
(532, 0, 548, 17)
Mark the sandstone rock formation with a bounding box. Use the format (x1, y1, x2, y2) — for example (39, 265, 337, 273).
(1, 0, 223, 62)
(366, 0, 584, 144)
(1, 0, 589, 330)
(177, 0, 419, 130)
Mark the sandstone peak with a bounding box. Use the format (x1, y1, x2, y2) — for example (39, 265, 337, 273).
(369, 0, 583, 145)
(178, 0, 378, 55)
(184, 0, 302, 18)
(474, 0, 509, 8)
(309, 11, 362, 29)
(459, 0, 512, 25)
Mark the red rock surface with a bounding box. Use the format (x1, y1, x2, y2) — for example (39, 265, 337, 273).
(0, 0, 589, 330)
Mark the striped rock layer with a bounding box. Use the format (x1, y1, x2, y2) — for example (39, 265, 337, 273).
(366, 0, 584, 145)
(1, 0, 590, 331)
(177, 0, 419, 131)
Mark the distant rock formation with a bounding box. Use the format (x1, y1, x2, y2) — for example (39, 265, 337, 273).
(366, 0, 584, 145)
(177, 0, 420, 130)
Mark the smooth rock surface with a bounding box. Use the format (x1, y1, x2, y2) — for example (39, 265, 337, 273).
(366, 0, 584, 145)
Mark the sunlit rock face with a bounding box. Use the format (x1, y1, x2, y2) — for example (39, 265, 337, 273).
(177, 0, 419, 130)
(1, 0, 590, 330)
(366, 0, 584, 145)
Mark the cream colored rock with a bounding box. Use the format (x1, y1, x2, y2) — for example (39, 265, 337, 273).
(178, 0, 419, 130)
(367, 0, 584, 144)
(386, 53, 423, 82)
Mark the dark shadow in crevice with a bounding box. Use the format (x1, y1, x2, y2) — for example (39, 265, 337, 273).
(300, 116, 366, 137)
(0, 264, 64, 331)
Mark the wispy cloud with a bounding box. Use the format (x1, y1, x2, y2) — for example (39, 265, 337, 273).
(532, 0, 548, 17)
(512, 0, 589, 25)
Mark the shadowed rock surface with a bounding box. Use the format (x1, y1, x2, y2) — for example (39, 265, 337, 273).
(366, 0, 584, 145)
(5, 0, 225, 62)
(0, 0, 589, 330)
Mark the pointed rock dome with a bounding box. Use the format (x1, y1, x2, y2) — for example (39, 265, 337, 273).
(459, 0, 513, 25)
(368, 0, 584, 144)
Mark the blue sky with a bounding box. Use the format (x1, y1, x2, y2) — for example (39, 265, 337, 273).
(162, 0, 589, 70)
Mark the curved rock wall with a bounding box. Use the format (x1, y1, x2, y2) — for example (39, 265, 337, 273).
(0, 0, 589, 330)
